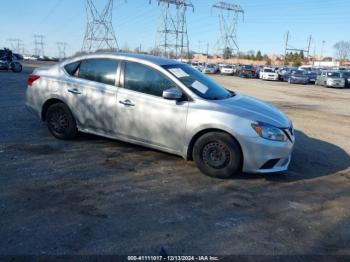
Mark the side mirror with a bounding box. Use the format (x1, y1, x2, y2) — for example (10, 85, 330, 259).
(163, 88, 183, 100)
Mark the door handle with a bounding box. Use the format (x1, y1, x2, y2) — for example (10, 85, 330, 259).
(119, 100, 135, 107)
(68, 88, 82, 95)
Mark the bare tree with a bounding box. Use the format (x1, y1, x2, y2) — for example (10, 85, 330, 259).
(333, 41, 350, 65)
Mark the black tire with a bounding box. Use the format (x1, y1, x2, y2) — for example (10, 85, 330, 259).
(46, 103, 78, 140)
(11, 62, 22, 73)
(193, 132, 242, 179)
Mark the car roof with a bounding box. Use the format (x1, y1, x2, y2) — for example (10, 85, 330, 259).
(67, 52, 181, 66)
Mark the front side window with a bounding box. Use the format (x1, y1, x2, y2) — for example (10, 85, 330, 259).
(78, 59, 119, 86)
(124, 62, 177, 97)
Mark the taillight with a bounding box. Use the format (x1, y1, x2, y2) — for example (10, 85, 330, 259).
(27, 74, 40, 86)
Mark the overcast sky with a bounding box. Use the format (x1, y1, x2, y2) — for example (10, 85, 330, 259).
(0, 0, 348, 57)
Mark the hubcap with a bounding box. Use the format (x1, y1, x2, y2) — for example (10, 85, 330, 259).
(202, 142, 230, 169)
(48, 110, 69, 134)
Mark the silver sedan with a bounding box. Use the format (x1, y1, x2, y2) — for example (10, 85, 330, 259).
(26, 53, 295, 178)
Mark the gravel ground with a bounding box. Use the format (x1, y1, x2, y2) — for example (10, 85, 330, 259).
(0, 68, 349, 256)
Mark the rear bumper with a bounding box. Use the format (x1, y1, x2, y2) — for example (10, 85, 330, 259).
(240, 135, 295, 174)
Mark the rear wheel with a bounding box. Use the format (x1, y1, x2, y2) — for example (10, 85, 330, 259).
(46, 103, 78, 140)
(193, 132, 242, 179)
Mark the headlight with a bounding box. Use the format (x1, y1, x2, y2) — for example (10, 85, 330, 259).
(251, 123, 287, 142)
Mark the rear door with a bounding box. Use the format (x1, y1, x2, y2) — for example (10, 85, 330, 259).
(63, 58, 120, 133)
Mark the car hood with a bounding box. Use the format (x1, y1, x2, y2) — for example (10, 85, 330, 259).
(216, 94, 291, 128)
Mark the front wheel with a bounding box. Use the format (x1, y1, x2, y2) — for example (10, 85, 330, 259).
(193, 132, 242, 179)
(46, 103, 78, 140)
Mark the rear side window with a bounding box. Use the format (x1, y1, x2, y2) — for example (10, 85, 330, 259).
(64, 61, 80, 76)
(124, 61, 177, 97)
(78, 59, 119, 86)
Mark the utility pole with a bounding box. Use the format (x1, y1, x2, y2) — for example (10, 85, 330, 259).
(33, 35, 45, 57)
(212, 1, 244, 56)
(151, 0, 194, 59)
(57, 42, 68, 60)
(284, 31, 312, 57)
(320, 40, 326, 60)
(284, 31, 289, 57)
(307, 35, 312, 57)
(82, 0, 119, 52)
(8, 39, 23, 54)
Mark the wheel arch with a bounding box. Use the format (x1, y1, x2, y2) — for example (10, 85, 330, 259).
(41, 98, 66, 121)
(186, 128, 244, 165)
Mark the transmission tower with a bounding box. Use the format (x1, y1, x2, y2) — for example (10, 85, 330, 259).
(284, 31, 312, 58)
(8, 39, 24, 54)
(82, 0, 119, 52)
(212, 1, 244, 55)
(33, 35, 45, 57)
(57, 42, 68, 60)
(151, 0, 194, 59)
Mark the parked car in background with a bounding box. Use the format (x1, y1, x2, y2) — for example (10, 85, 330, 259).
(316, 70, 345, 88)
(282, 68, 298, 82)
(220, 64, 235, 75)
(307, 71, 318, 83)
(277, 67, 290, 81)
(0, 48, 23, 72)
(259, 67, 279, 81)
(191, 62, 205, 71)
(237, 65, 256, 78)
(254, 66, 262, 79)
(288, 70, 309, 84)
(203, 64, 219, 74)
(25, 53, 295, 178)
(341, 71, 350, 88)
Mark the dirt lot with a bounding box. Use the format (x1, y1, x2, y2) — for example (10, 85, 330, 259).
(0, 67, 349, 256)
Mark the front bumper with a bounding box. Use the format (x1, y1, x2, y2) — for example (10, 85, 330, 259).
(327, 82, 345, 88)
(263, 76, 279, 81)
(290, 78, 308, 84)
(240, 134, 295, 174)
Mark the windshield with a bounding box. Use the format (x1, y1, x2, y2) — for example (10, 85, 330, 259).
(264, 68, 273, 73)
(224, 65, 233, 69)
(293, 70, 306, 76)
(242, 65, 253, 70)
(327, 72, 341, 78)
(164, 64, 234, 100)
(343, 72, 350, 77)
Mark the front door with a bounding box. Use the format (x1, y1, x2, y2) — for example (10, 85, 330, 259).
(116, 61, 189, 152)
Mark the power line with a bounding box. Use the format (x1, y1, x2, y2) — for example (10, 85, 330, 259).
(212, 1, 244, 55)
(33, 35, 45, 57)
(57, 42, 68, 60)
(151, 0, 194, 59)
(82, 0, 120, 52)
(284, 31, 312, 57)
(7, 38, 24, 54)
